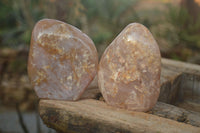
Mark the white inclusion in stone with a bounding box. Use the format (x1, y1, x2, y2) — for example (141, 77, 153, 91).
(113, 71, 119, 82)
(127, 31, 148, 46)
(67, 75, 72, 80)
(127, 34, 137, 43)
(142, 69, 147, 73)
(37, 24, 72, 40)
(125, 90, 137, 105)
(38, 32, 72, 40)
(75, 54, 78, 59)
(31, 62, 36, 67)
(88, 64, 95, 68)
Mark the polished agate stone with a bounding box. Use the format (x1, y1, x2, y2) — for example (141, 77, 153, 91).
(28, 19, 98, 100)
(98, 23, 161, 112)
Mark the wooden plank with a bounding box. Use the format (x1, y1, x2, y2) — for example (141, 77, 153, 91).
(161, 58, 200, 75)
(39, 99, 200, 133)
(39, 58, 200, 132)
(151, 102, 200, 127)
(159, 58, 200, 104)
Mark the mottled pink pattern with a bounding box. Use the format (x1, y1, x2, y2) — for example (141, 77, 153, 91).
(28, 19, 98, 100)
(98, 23, 161, 112)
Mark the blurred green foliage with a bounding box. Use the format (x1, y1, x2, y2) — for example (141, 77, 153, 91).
(0, 0, 140, 48)
(0, 0, 200, 63)
(152, 3, 200, 61)
(167, 5, 200, 48)
(0, 0, 40, 47)
(0, 0, 44, 48)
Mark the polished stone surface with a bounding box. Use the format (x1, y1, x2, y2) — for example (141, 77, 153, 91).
(28, 19, 98, 100)
(98, 23, 161, 112)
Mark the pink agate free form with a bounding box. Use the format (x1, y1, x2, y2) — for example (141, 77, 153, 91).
(98, 23, 161, 112)
(28, 19, 98, 100)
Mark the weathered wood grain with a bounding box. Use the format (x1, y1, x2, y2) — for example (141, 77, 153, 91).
(39, 58, 200, 133)
(39, 99, 200, 133)
(161, 58, 200, 75)
(159, 58, 200, 104)
(151, 102, 200, 127)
